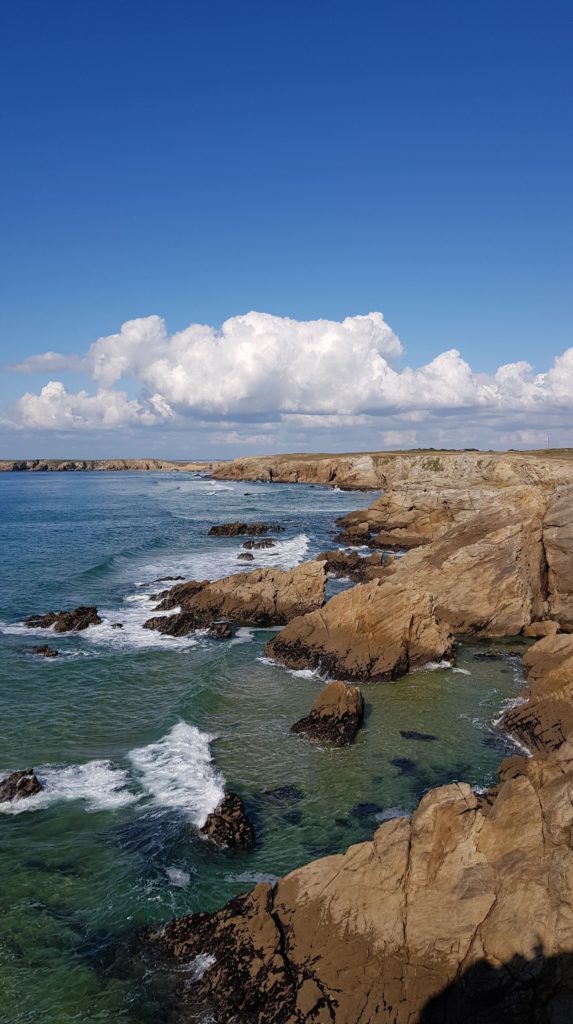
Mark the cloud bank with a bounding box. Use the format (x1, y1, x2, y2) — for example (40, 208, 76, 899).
(3, 310, 573, 454)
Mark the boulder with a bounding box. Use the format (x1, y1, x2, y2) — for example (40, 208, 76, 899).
(144, 562, 326, 637)
(208, 522, 284, 537)
(291, 681, 364, 746)
(200, 792, 255, 849)
(237, 552, 254, 561)
(25, 606, 102, 632)
(0, 769, 42, 803)
(32, 644, 59, 657)
(523, 620, 560, 638)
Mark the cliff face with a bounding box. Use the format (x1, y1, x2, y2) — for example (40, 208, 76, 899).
(0, 459, 215, 472)
(211, 450, 573, 490)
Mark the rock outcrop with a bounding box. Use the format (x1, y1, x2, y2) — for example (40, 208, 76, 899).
(268, 580, 453, 681)
(291, 681, 364, 746)
(267, 487, 549, 679)
(0, 459, 213, 472)
(316, 549, 386, 582)
(0, 769, 42, 803)
(144, 562, 326, 636)
(150, 623, 573, 1024)
(503, 633, 573, 754)
(208, 522, 284, 537)
(32, 644, 59, 657)
(200, 793, 255, 849)
(211, 449, 573, 491)
(25, 606, 102, 632)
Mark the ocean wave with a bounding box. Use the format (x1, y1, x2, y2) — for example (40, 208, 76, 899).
(0, 760, 138, 815)
(128, 722, 225, 827)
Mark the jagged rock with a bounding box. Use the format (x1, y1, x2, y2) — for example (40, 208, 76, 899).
(144, 562, 326, 637)
(200, 793, 255, 849)
(0, 769, 42, 803)
(206, 622, 233, 639)
(208, 522, 284, 537)
(237, 552, 254, 561)
(149, 725, 573, 1023)
(503, 633, 573, 753)
(242, 539, 277, 550)
(316, 549, 386, 582)
(32, 644, 59, 657)
(111, 622, 124, 629)
(267, 580, 453, 682)
(25, 606, 102, 632)
(291, 681, 364, 746)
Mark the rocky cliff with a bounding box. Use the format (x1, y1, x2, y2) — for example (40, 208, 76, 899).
(148, 463, 573, 1023)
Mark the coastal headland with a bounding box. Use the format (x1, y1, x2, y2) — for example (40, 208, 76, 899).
(147, 449, 573, 1022)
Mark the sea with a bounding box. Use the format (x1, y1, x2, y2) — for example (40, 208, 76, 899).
(0, 471, 527, 1022)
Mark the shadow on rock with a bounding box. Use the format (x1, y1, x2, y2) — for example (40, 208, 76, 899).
(420, 945, 573, 1023)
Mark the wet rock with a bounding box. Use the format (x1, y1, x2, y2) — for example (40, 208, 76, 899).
(32, 644, 59, 658)
(0, 769, 42, 803)
(350, 801, 384, 819)
(473, 649, 506, 661)
(208, 522, 284, 537)
(291, 681, 364, 746)
(237, 552, 254, 561)
(200, 792, 255, 849)
(206, 622, 233, 639)
(25, 606, 102, 633)
(111, 622, 123, 629)
(242, 538, 277, 550)
(400, 730, 437, 742)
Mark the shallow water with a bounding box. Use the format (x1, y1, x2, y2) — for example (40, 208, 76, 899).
(0, 472, 526, 1022)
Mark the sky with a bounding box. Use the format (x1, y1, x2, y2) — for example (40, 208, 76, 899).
(1, 0, 572, 458)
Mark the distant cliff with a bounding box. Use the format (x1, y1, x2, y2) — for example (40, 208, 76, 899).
(0, 458, 215, 472)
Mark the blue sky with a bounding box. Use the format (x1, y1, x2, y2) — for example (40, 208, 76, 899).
(1, 0, 572, 457)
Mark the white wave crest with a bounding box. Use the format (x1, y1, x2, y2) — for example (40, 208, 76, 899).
(0, 760, 138, 815)
(129, 722, 225, 827)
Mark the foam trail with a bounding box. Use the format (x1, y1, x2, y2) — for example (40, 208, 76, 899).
(129, 722, 225, 827)
(0, 760, 138, 815)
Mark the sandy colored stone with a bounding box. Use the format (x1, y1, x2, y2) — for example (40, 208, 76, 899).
(291, 680, 364, 746)
(144, 561, 327, 634)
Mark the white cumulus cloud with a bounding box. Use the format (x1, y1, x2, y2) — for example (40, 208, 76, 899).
(10, 381, 167, 430)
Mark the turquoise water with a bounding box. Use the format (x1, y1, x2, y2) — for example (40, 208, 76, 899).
(0, 473, 525, 1022)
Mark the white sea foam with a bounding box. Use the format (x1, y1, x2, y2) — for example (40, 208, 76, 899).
(129, 722, 225, 827)
(165, 865, 191, 888)
(257, 655, 327, 681)
(0, 760, 138, 815)
(374, 806, 411, 823)
(452, 667, 472, 675)
(422, 660, 453, 672)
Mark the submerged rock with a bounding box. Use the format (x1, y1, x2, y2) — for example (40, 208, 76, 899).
(400, 729, 437, 742)
(291, 681, 364, 746)
(32, 644, 59, 658)
(0, 769, 42, 803)
(208, 522, 284, 537)
(25, 605, 102, 633)
(200, 792, 255, 849)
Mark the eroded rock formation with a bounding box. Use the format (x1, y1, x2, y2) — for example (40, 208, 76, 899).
(143, 562, 326, 636)
(0, 769, 42, 803)
(200, 792, 255, 849)
(25, 606, 102, 632)
(207, 522, 284, 537)
(291, 681, 364, 746)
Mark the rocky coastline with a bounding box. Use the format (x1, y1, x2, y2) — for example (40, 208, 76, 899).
(143, 453, 573, 1023)
(9, 450, 573, 1020)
